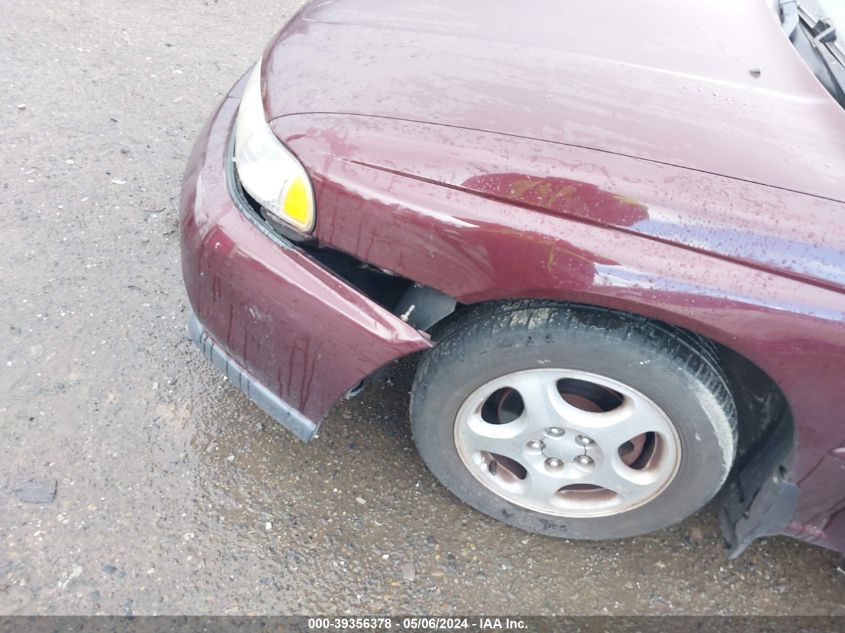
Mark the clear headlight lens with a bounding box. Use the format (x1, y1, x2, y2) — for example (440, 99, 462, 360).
(234, 59, 315, 232)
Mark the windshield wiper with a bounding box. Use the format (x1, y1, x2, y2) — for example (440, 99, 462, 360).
(798, 4, 845, 106)
(779, 0, 800, 37)
(781, 0, 845, 107)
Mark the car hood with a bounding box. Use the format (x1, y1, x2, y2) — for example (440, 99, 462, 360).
(264, 0, 845, 203)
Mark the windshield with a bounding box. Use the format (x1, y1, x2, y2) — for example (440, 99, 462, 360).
(781, 0, 845, 108)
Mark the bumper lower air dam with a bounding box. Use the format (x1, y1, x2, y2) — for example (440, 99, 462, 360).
(188, 312, 317, 441)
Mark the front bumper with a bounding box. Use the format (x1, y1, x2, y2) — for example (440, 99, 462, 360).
(179, 79, 430, 440)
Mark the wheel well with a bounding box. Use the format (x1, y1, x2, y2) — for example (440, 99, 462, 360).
(432, 298, 795, 471)
(711, 343, 794, 468)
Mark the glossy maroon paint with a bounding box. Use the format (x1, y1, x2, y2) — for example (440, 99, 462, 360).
(264, 0, 845, 203)
(182, 0, 845, 550)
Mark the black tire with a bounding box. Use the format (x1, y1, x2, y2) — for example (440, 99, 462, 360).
(410, 300, 737, 540)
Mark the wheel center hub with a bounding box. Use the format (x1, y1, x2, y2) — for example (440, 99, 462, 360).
(538, 433, 584, 463)
(527, 430, 597, 470)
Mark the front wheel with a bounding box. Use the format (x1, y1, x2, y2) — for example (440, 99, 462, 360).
(410, 301, 737, 540)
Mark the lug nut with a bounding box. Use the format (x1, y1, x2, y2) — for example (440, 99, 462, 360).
(575, 435, 594, 447)
(546, 427, 565, 437)
(545, 457, 564, 469)
(526, 440, 544, 451)
(575, 455, 594, 467)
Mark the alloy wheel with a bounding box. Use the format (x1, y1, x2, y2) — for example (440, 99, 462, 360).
(453, 368, 682, 517)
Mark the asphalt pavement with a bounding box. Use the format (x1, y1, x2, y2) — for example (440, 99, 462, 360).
(1, 0, 844, 616)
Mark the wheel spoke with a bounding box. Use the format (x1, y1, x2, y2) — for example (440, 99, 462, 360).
(586, 453, 665, 501)
(582, 398, 666, 447)
(524, 469, 568, 502)
(508, 372, 565, 430)
(459, 414, 527, 461)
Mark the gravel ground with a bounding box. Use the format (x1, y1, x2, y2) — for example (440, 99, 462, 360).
(1, 0, 844, 616)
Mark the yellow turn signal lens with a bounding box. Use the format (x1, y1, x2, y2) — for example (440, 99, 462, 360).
(282, 178, 312, 231)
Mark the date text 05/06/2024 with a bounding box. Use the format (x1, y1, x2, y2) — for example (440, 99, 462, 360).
(306, 617, 527, 630)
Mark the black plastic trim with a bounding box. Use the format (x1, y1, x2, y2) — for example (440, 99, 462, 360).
(188, 312, 318, 442)
(719, 417, 797, 558)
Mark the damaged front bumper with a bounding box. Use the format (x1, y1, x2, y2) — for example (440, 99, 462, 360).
(179, 79, 431, 440)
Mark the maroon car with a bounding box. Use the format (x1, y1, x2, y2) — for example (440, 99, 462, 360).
(180, 0, 845, 555)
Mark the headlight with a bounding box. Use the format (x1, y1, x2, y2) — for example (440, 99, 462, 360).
(234, 59, 315, 233)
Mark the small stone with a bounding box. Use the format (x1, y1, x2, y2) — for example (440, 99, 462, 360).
(749, 68, 762, 78)
(17, 103, 26, 110)
(59, 565, 84, 590)
(102, 564, 117, 575)
(265, 522, 272, 531)
(14, 479, 57, 504)
(401, 562, 416, 582)
(254, 422, 264, 433)
(355, 497, 366, 505)
(425, 535, 437, 546)
(226, 454, 234, 462)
